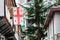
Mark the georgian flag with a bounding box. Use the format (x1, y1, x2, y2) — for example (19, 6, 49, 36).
(13, 7, 24, 25)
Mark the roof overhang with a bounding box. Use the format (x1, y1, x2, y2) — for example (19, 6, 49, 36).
(44, 8, 60, 28)
(0, 17, 14, 37)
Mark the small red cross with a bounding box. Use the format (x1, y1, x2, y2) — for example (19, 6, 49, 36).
(13, 7, 23, 25)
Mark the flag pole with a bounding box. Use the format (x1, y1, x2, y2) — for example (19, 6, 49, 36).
(18, 25, 22, 40)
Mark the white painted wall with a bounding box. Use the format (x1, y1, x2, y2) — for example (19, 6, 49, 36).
(47, 12, 60, 40)
(5, 6, 13, 26)
(54, 12, 60, 40)
(47, 18, 54, 40)
(0, 0, 4, 16)
(54, 12, 60, 34)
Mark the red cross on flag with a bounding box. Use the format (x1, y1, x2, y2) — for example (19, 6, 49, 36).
(13, 7, 24, 25)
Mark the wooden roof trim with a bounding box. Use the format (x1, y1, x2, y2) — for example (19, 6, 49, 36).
(44, 8, 60, 28)
(4, 17, 11, 27)
(4, 17, 14, 31)
(0, 17, 13, 36)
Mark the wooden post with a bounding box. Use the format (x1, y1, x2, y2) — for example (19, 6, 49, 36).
(14, 24, 19, 40)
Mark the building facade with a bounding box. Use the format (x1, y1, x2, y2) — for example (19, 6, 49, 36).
(0, 0, 16, 40)
(44, 8, 60, 40)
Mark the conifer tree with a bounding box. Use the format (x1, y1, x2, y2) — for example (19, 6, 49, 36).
(18, 0, 58, 40)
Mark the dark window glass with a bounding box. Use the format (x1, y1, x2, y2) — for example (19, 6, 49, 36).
(27, 0, 31, 2)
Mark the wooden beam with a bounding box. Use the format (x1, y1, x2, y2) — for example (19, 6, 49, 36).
(0, 23, 6, 29)
(0, 23, 9, 31)
(0, 18, 6, 22)
(44, 8, 60, 27)
(0, 20, 6, 25)
(1, 27, 9, 34)
(1, 26, 8, 33)
(3, 29, 11, 36)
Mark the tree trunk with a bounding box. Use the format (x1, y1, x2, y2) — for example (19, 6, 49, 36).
(35, 0, 41, 40)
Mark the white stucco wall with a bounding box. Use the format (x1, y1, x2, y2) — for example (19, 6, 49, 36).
(6, 6, 13, 26)
(0, 0, 4, 16)
(47, 18, 54, 40)
(47, 12, 60, 40)
(54, 12, 60, 40)
(54, 12, 60, 34)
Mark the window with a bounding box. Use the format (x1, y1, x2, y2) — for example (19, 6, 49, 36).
(27, 0, 31, 2)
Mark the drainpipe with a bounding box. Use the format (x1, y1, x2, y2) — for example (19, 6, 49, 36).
(53, 17, 55, 40)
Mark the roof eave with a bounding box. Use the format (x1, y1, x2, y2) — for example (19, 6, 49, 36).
(44, 8, 60, 28)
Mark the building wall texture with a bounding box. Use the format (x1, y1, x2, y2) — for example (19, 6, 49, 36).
(48, 18, 54, 40)
(48, 12, 60, 40)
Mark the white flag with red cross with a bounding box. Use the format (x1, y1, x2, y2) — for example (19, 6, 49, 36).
(13, 7, 24, 25)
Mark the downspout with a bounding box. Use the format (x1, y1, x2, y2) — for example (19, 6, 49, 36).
(53, 16, 55, 40)
(4, 0, 6, 17)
